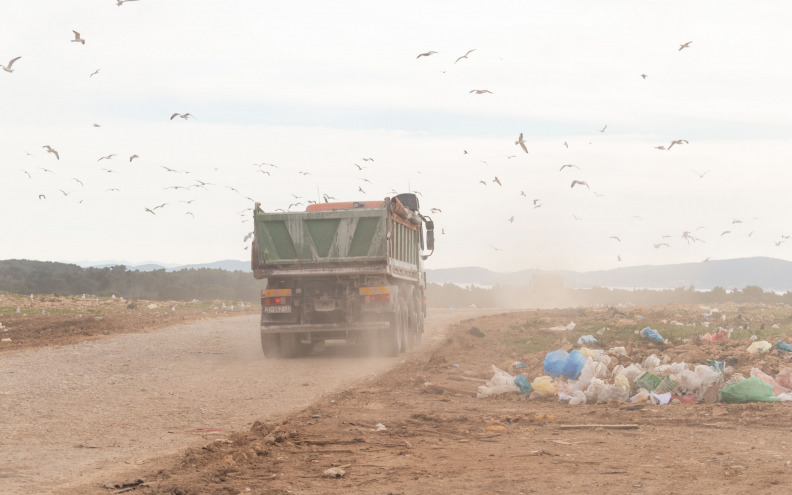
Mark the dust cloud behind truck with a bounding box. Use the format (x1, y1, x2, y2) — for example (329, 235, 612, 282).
(251, 193, 435, 358)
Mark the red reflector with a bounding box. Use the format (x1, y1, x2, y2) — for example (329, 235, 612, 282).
(275, 297, 281, 304)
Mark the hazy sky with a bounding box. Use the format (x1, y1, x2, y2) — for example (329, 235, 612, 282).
(2, 1, 791, 272)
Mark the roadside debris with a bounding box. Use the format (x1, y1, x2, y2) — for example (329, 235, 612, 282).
(477, 332, 792, 405)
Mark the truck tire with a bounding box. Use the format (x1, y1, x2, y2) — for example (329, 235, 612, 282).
(414, 289, 424, 346)
(280, 333, 310, 358)
(261, 332, 281, 358)
(379, 304, 403, 357)
(404, 290, 419, 351)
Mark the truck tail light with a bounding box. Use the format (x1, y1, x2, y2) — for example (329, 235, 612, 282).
(261, 289, 292, 307)
(359, 286, 390, 303)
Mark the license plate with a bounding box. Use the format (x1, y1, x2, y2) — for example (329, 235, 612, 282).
(264, 305, 292, 313)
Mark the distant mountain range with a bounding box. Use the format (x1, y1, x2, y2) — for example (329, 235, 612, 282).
(72, 257, 792, 292)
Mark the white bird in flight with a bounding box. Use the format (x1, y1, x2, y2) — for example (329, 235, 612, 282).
(416, 51, 437, 58)
(170, 113, 195, 120)
(455, 49, 476, 64)
(1, 56, 21, 73)
(515, 133, 528, 154)
(42, 145, 59, 160)
(679, 41, 693, 51)
(571, 180, 589, 189)
(469, 89, 492, 94)
(71, 30, 86, 45)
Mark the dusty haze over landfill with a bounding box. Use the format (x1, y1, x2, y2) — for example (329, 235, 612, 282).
(2, 1, 791, 273)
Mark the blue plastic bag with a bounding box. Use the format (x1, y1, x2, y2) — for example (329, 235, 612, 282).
(543, 349, 585, 380)
(641, 327, 664, 342)
(775, 340, 792, 353)
(514, 374, 532, 394)
(543, 350, 569, 378)
(563, 350, 586, 380)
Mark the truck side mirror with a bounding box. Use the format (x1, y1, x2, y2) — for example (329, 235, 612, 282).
(426, 229, 435, 252)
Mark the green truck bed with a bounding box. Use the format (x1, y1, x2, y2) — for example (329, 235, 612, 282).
(252, 199, 422, 280)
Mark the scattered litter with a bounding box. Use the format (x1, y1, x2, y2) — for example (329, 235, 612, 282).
(375, 423, 387, 431)
(323, 467, 346, 478)
(477, 366, 520, 398)
(549, 322, 576, 331)
(511, 361, 527, 369)
(775, 340, 792, 353)
(700, 328, 731, 342)
(543, 350, 585, 379)
(747, 341, 772, 354)
(721, 376, 779, 403)
(514, 374, 532, 394)
(609, 346, 628, 357)
(577, 335, 597, 346)
(530, 376, 556, 398)
(640, 327, 664, 343)
(650, 392, 672, 405)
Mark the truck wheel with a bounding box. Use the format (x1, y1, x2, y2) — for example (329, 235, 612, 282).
(404, 293, 418, 351)
(280, 333, 307, 358)
(379, 305, 403, 357)
(261, 332, 281, 358)
(414, 291, 424, 346)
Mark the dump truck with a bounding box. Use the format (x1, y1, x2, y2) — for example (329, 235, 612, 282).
(251, 193, 435, 358)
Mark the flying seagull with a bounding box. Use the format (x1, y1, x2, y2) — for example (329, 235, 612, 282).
(71, 30, 85, 45)
(493, 176, 502, 186)
(361, 157, 374, 161)
(668, 139, 689, 150)
(679, 41, 693, 51)
(416, 51, 437, 58)
(469, 89, 492, 94)
(97, 154, 116, 161)
(170, 113, 194, 120)
(609, 236, 621, 242)
(654, 145, 667, 150)
(117, 0, 139, 5)
(129, 154, 139, 162)
(559, 164, 580, 171)
(42, 145, 59, 160)
(1, 56, 21, 73)
(691, 169, 709, 178)
(455, 49, 476, 64)
(640, 74, 647, 79)
(515, 133, 528, 153)
(89, 68, 100, 77)
(599, 124, 607, 133)
(570, 180, 589, 189)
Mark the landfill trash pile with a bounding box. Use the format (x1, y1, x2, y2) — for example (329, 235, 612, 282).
(478, 335, 792, 405)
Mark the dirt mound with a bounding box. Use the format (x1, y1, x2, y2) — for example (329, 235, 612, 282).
(107, 304, 792, 495)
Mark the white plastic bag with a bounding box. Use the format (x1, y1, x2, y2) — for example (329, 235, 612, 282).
(477, 365, 520, 398)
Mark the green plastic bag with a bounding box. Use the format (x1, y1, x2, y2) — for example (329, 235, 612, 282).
(635, 372, 662, 392)
(720, 376, 780, 403)
(655, 376, 678, 394)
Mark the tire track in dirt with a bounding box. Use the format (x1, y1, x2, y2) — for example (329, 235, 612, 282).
(0, 308, 498, 494)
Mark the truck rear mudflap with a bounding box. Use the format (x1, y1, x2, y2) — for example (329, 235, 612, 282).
(260, 321, 390, 334)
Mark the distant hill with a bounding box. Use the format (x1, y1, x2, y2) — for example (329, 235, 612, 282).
(72, 256, 792, 292)
(77, 260, 251, 273)
(427, 257, 792, 292)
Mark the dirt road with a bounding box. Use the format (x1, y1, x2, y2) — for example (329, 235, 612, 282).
(0, 307, 499, 494)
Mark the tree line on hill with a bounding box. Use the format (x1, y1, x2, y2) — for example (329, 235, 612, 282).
(426, 283, 792, 308)
(0, 260, 265, 302)
(2, 260, 790, 307)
